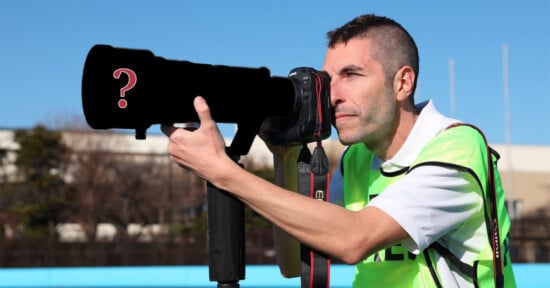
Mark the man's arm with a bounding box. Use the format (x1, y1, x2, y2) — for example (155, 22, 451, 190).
(163, 97, 410, 265)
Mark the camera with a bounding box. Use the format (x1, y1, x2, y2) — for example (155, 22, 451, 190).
(81, 44, 331, 146)
(81, 45, 333, 284)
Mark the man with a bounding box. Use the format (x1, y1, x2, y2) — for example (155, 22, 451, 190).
(163, 14, 516, 287)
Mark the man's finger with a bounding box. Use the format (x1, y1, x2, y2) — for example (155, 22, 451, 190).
(193, 96, 213, 124)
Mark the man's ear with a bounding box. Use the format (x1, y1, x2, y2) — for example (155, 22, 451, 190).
(393, 66, 415, 102)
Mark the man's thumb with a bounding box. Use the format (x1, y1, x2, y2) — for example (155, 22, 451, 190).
(194, 96, 212, 123)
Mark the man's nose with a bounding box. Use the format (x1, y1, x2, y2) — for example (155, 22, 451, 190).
(329, 81, 343, 107)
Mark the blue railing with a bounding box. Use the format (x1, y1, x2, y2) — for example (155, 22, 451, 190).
(0, 264, 547, 287)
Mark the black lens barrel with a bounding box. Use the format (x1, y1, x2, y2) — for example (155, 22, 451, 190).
(82, 44, 296, 133)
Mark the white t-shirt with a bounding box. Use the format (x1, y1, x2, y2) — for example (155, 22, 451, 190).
(330, 100, 488, 287)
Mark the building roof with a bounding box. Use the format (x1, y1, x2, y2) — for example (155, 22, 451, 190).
(1, 129, 549, 173)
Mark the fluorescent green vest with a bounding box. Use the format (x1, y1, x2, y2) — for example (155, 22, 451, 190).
(342, 125, 516, 287)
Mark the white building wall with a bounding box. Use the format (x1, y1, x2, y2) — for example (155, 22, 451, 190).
(1, 129, 549, 216)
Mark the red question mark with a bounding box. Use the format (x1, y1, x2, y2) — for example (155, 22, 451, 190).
(113, 68, 137, 109)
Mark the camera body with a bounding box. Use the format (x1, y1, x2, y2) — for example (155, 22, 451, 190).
(268, 67, 331, 145)
(81, 45, 331, 146)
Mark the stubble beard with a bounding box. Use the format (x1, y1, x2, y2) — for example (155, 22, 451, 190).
(337, 100, 397, 152)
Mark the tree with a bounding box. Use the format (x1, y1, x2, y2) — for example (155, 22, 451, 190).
(64, 130, 207, 241)
(11, 125, 72, 238)
(0, 147, 9, 208)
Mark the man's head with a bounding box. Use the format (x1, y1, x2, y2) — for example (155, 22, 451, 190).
(327, 14, 419, 101)
(323, 14, 419, 157)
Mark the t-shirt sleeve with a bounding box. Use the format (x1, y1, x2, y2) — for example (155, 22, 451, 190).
(367, 165, 483, 254)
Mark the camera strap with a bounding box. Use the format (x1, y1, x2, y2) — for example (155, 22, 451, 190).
(446, 123, 505, 287)
(297, 142, 331, 288)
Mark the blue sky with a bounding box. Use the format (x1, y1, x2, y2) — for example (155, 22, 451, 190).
(1, 0, 549, 145)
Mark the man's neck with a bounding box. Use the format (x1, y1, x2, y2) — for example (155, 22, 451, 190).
(375, 106, 420, 161)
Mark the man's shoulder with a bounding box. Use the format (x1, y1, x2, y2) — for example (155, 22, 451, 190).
(413, 123, 488, 168)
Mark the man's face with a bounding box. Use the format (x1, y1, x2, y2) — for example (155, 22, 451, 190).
(322, 37, 397, 147)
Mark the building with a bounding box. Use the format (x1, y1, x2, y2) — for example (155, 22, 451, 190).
(1, 128, 549, 217)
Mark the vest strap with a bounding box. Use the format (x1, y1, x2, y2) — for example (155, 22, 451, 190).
(423, 249, 443, 288)
(430, 242, 475, 277)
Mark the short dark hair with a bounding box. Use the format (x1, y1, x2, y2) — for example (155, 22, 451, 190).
(327, 14, 419, 99)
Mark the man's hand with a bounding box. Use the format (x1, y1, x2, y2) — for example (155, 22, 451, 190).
(161, 96, 233, 182)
